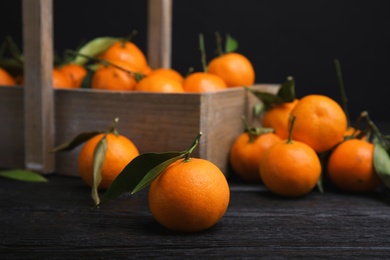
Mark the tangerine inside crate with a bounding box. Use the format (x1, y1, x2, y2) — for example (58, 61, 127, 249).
(0, 84, 278, 177)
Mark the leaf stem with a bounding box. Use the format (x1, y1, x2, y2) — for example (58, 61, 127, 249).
(287, 114, 296, 144)
(106, 117, 120, 136)
(185, 132, 202, 161)
(334, 58, 351, 127)
(360, 111, 389, 151)
(198, 34, 208, 73)
(214, 31, 224, 56)
(66, 49, 145, 80)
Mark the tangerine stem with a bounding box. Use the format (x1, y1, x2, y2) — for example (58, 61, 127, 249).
(106, 117, 119, 136)
(334, 58, 351, 127)
(242, 116, 255, 143)
(360, 111, 389, 151)
(287, 114, 296, 144)
(214, 31, 224, 56)
(198, 33, 208, 73)
(123, 30, 138, 47)
(185, 132, 202, 161)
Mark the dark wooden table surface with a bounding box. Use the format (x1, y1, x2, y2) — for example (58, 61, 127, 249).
(1, 173, 390, 259)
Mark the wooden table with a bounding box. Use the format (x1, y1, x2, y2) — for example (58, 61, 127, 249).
(1, 174, 390, 259)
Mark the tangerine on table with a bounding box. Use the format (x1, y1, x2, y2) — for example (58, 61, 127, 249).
(135, 73, 184, 93)
(260, 116, 322, 197)
(261, 99, 299, 140)
(229, 132, 282, 182)
(148, 157, 230, 232)
(99, 41, 148, 73)
(182, 72, 227, 92)
(260, 138, 321, 197)
(91, 60, 138, 91)
(327, 138, 382, 193)
(207, 52, 255, 87)
(0, 67, 17, 86)
(58, 63, 87, 88)
(289, 94, 347, 153)
(78, 133, 139, 189)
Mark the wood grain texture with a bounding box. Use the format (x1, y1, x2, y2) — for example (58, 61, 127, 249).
(0, 87, 24, 169)
(147, 0, 172, 68)
(1, 175, 390, 259)
(0, 84, 278, 177)
(53, 85, 278, 177)
(22, 0, 55, 173)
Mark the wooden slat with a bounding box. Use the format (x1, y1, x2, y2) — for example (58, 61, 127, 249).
(147, 0, 172, 69)
(0, 87, 24, 169)
(22, 0, 55, 173)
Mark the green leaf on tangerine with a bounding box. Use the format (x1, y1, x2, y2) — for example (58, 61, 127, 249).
(91, 135, 107, 206)
(131, 154, 186, 194)
(277, 76, 296, 102)
(247, 76, 296, 111)
(373, 142, 390, 189)
(0, 169, 48, 182)
(225, 34, 239, 53)
(52, 131, 101, 152)
(70, 37, 119, 65)
(97, 151, 186, 207)
(80, 69, 94, 89)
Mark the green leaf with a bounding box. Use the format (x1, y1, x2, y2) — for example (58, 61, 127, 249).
(246, 76, 296, 111)
(132, 153, 186, 194)
(253, 103, 264, 117)
(225, 34, 239, 53)
(69, 37, 119, 65)
(97, 151, 186, 207)
(0, 169, 48, 182)
(247, 89, 281, 111)
(52, 131, 101, 152)
(276, 76, 296, 102)
(79, 69, 94, 89)
(373, 143, 390, 189)
(91, 135, 108, 206)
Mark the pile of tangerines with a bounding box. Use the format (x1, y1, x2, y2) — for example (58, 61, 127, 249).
(230, 72, 390, 198)
(0, 33, 255, 92)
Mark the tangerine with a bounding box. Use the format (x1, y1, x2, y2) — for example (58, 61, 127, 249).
(229, 132, 282, 182)
(52, 69, 73, 89)
(260, 116, 322, 197)
(99, 41, 148, 73)
(135, 73, 184, 93)
(261, 99, 299, 140)
(148, 157, 230, 232)
(260, 139, 321, 197)
(148, 68, 184, 84)
(327, 139, 382, 193)
(289, 95, 347, 153)
(207, 52, 255, 87)
(0, 67, 16, 86)
(182, 72, 227, 92)
(58, 63, 87, 88)
(91, 60, 138, 91)
(78, 133, 139, 189)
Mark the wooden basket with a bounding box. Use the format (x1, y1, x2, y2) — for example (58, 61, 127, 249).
(0, 0, 278, 177)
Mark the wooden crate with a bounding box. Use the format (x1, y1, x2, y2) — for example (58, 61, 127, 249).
(0, 0, 279, 177)
(0, 84, 278, 176)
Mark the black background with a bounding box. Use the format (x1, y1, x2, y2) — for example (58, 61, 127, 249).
(2, 0, 390, 122)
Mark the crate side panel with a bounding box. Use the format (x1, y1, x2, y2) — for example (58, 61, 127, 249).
(0, 87, 25, 169)
(199, 88, 247, 176)
(54, 90, 202, 176)
(203, 84, 280, 176)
